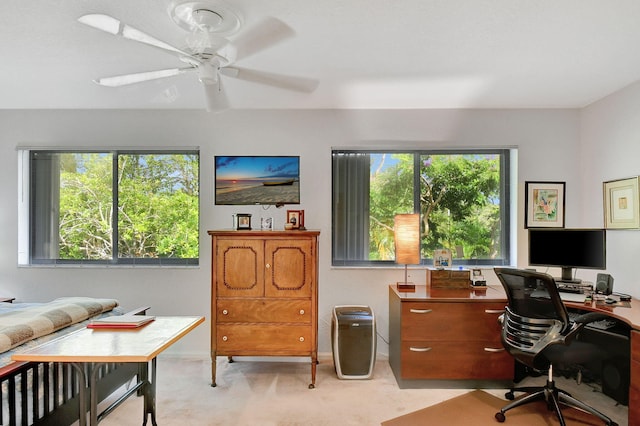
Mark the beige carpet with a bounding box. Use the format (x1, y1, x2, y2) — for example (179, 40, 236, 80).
(382, 389, 607, 426)
(91, 355, 627, 426)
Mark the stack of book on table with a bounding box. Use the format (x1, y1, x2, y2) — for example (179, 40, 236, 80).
(88, 315, 155, 329)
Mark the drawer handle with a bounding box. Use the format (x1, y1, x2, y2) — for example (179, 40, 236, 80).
(222, 309, 228, 315)
(299, 337, 305, 342)
(409, 309, 433, 314)
(299, 309, 305, 315)
(409, 347, 432, 352)
(484, 347, 505, 352)
(484, 309, 505, 314)
(265, 263, 271, 269)
(222, 336, 228, 341)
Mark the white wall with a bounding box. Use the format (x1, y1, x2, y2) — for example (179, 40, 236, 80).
(580, 81, 640, 298)
(0, 108, 582, 357)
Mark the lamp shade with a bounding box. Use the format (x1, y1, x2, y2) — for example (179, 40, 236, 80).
(394, 214, 420, 265)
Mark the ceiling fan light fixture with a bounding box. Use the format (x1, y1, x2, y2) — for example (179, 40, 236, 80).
(198, 63, 218, 85)
(193, 9, 223, 31)
(171, 1, 240, 35)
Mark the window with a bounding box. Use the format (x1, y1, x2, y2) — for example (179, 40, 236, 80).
(332, 149, 510, 267)
(21, 150, 199, 265)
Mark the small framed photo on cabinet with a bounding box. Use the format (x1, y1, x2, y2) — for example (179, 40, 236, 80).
(286, 210, 305, 230)
(235, 213, 252, 230)
(261, 217, 273, 231)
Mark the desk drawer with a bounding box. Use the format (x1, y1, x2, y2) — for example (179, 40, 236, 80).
(217, 325, 312, 352)
(401, 302, 505, 341)
(400, 340, 512, 380)
(216, 299, 311, 323)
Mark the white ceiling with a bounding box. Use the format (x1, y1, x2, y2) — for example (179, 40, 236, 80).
(2, 0, 640, 110)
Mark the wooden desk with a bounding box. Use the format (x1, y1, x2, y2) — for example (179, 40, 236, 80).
(563, 297, 640, 425)
(12, 316, 204, 426)
(390, 285, 640, 426)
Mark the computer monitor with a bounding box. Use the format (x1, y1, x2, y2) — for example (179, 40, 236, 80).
(528, 228, 606, 283)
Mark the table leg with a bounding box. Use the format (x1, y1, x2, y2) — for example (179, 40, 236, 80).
(71, 362, 88, 426)
(89, 364, 102, 426)
(142, 358, 157, 426)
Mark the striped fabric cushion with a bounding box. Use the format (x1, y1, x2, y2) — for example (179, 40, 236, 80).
(0, 297, 119, 354)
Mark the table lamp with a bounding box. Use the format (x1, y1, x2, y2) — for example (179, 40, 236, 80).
(394, 213, 420, 291)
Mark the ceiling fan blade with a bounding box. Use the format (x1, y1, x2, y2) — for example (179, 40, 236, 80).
(78, 14, 197, 60)
(232, 17, 295, 62)
(203, 81, 230, 112)
(94, 67, 195, 87)
(223, 66, 319, 93)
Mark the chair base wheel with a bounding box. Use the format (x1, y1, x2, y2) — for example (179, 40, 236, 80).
(505, 391, 515, 400)
(495, 412, 506, 422)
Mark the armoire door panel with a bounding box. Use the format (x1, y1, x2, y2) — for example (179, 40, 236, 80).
(216, 239, 264, 297)
(265, 239, 313, 298)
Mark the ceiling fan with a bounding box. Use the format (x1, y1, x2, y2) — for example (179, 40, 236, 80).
(77, 1, 318, 111)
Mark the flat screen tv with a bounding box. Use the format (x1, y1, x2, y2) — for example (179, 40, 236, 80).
(528, 228, 606, 283)
(214, 156, 300, 206)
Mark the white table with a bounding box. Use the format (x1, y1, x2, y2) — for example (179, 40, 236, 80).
(12, 316, 204, 426)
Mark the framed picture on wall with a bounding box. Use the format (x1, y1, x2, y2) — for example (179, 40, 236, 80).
(525, 181, 565, 228)
(603, 176, 640, 229)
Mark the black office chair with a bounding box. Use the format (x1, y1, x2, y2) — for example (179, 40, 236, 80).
(494, 268, 617, 426)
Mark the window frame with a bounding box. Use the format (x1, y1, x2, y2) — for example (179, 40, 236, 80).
(20, 148, 200, 267)
(331, 148, 511, 268)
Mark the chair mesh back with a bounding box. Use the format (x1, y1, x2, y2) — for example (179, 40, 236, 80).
(495, 268, 570, 369)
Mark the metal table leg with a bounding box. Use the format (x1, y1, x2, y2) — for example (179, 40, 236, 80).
(71, 362, 88, 426)
(143, 358, 157, 426)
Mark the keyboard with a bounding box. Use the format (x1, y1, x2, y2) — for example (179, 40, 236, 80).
(559, 292, 589, 303)
(558, 287, 582, 294)
(588, 319, 618, 330)
(568, 311, 618, 330)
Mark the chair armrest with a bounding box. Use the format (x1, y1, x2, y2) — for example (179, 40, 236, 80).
(570, 312, 610, 325)
(564, 312, 611, 342)
(122, 306, 151, 316)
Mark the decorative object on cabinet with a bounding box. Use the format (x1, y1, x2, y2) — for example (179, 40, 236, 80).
(471, 269, 487, 287)
(286, 209, 305, 229)
(208, 230, 320, 389)
(525, 181, 565, 228)
(235, 213, 252, 230)
(433, 248, 452, 268)
(394, 214, 420, 291)
(603, 176, 640, 229)
(426, 268, 471, 288)
(260, 217, 273, 231)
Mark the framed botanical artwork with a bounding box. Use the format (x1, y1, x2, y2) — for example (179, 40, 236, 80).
(286, 210, 305, 229)
(603, 176, 640, 229)
(525, 181, 565, 228)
